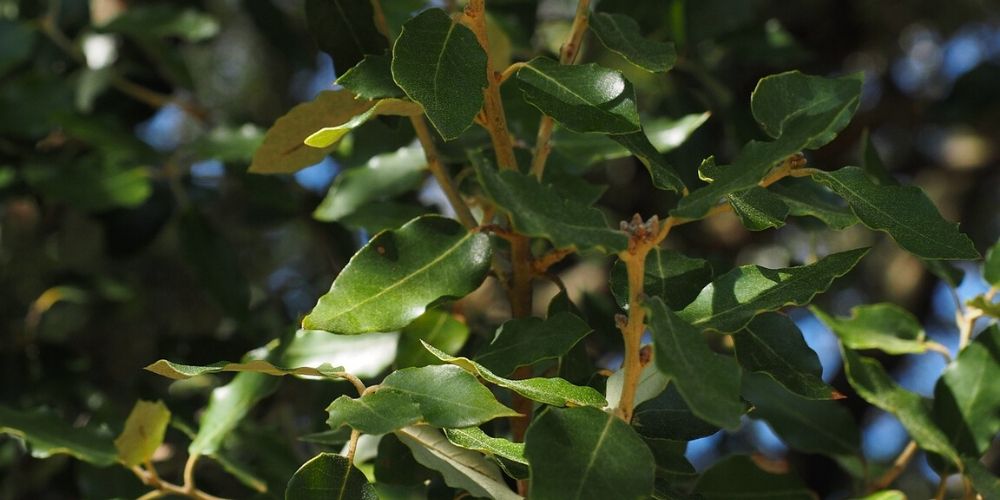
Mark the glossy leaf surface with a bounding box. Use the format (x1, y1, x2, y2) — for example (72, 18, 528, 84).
(0, 405, 117, 466)
(589, 12, 676, 72)
(381, 365, 519, 428)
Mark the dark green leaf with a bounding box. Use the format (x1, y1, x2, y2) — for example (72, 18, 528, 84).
(444, 427, 527, 465)
(632, 385, 720, 441)
(305, 0, 387, 73)
(985, 240, 1000, 287)
(610, 248, 712, 311)
(249, 90, 374, 174)
(812, 167, 979, 260)
(611, 130, 686, 192)
(812, 303, 933, 355)
(0, 20, 35, 76)
(114, 400, 171, 467)
(395, 425, 520, 500)
(474, 312, 593, 376)
(742, 373, 860, 457)
(391, 8, 487, 139)
(23, 161, 151, 212)
(734, 313, 841, 400)
(313, 144, 426, 222)
(727, 187, 790, 231)
(336, 53, 404, 100)
(178, 209, 249, 318)
(285, 452, 377, 500)
(326, 389, 422, 435)
(516, 57, 641, 134)
(647, 298, 744, 429)
(768, 177, 858, 230)
(475, 157, 628, 252)
(932, 326, 1000, 456)
(0, 405, 117, 466)
(422, 342, 607, 408)
(338, 201, 431, 233)
(673, 71, 861, 219)
(860, 128, 897, 187)
(964, 457, 1000, 500)
(396, 309, 469, 369)
(381, 365, 519, 428)
(589, 13, 676, 72)
(99, 5, 219, 42)
(841, 348, 961, 466)
(525, 407, 655, 500)
(679, 248, 868, 333)
(551, 112, 709, 168)
(303, 216, 492, 334)
(694, 455, 813, 499)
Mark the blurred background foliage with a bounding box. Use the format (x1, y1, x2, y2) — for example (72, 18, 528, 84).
(0, 0, 998, 498)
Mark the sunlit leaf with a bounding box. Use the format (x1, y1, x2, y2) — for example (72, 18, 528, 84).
(0, 405, 117, 466)
(285, 452, 377, 500)
(114, 400, 171, 467)
(382, 365, 519, 428)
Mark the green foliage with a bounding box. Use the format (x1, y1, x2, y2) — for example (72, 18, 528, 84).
(285, 453, 377, 500)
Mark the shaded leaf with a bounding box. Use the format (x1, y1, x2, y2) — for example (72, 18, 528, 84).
(114, 400, 171, 467)
(551, 112, 709, 168)
(99, 5, 218, 42)
(841, 348, 961, 466)
(474, 312, 593, 376)
(694, 455, 813, 499)
(0, 405, 117, 466)
(145, 359, 345, 380)
(0, 20, 35, 76)
(589, 13, 676, 72)
(303, 216, 492, 334)
(336, 53, 404, 100)
(285, 452, 377, 500)
(305, 0, 387, 72)
(673, 71, 861, 219)
(932, 326, 1000, 456)
(249, 90, 373, 174)
(326, 389, 422, 435)
(728, 187, 790, 231)
(964, 457, 1000, 500)
(444, 427, 527, 465)
(396, 425, 521, 500)
(647, 298, 744, 429)
(985, 240, 1000, 287)
(397, 309, 469, 369)
(382, 365, 519, 428)
(632, 385, 720, 441)
(812, 167, 979, 260)
(391, 8, 487, 139)
(475, 157, 627, 252)
(611, 129, 686, 192)
(313, 144, 426, 223)
(679, 248, 868, 333)
(422, 342, 607, 408)
(812, 303, 933, 356)
(769, 177, 858, 230)
(516, 57, 640, 134)
(525, 407, 655, 500)
(610, 248, 712, 311)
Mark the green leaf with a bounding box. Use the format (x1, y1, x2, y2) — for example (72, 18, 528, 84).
(114, 400, 171, 467)
(282, 329, 399, 378)
(303, 99, 422, 148)
(515, 57, 641, 134)
(812, 303, 933, 355)
(396, 309, 469, 369)
(444, 427, 527, 465)
(475, 157, 628, 252)
(391, 8, 487, 139)
(551, 112, 709, 167)
(422, 342, 608, 408)
(632, 385, 720, 441)
(395, 425, 521, 500)
(860, 128, 897, 186)
(313, 144, 426, 223)
(338, 201, 431, 233)
(382, 365, 519, 428)
(144, 359, 345, 380)
(589, 13, 676, 73)
(932, 326, 1000, 456)
(673, 71, 862, 219)
(474, 312, 593, 376)
(305, 0, 388, 73)
(647, 298, 744, 429)
(968, 295, 1000, 319)
(855, 492, 906, 500)
(963, 457, 1000, 500)
(679, 248, 868, 333)
(610, 248, 712, 311)
(812, 167, 979, 260)
(249, 90, 374, 174)
(99, 5, 219, 42)
(694, 455, 813, 499)
(23, 161, 151, 212)
(734, 313, 841, 399)
(303, 215, 492, 334)
(605, 362, 670, 411)
(728, 187, 790, 231)
(336, 53, 404, 100)
(840, 348, 961, 466)
(769, 177, 859, 230)
(0, 405, 117, 466)
(285, 452, 377, 500)
(742, 373, 860, 457)
(326, 389, 422, 435)
(525, 407, 655, 500)
(610, 130, 686, 192)
(985, 240, 1000, 287)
